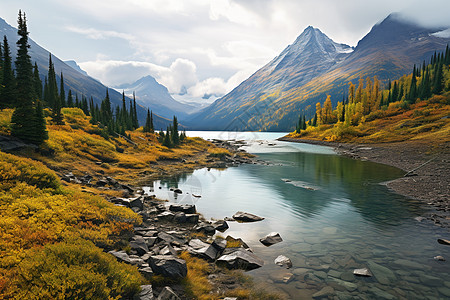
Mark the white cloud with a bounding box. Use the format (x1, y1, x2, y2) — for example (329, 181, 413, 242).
(65, 26, 134, 41)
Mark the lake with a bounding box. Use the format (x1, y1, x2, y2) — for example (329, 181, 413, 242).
(145, 131, 450, 299)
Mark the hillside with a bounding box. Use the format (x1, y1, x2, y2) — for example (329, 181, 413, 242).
(190, 14, 450, 131)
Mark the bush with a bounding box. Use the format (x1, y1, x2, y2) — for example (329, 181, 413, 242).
(9, 239, 142, 300)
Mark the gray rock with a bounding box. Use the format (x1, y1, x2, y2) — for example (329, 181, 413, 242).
(96, 179, 108, 187)
(367, 260, 396, 285)
(312, 286, 334, 299)
(145, 237, 158, 248)
(169, 204, 196, 214)
(130, 197, 144, 210)
(434, 255, 445, 261)
(194, 222, 216, 235)
(217, 249, 264, 270)
(329, 277, 357, 292)
(419, 274, 442, 287)
(157, 232, 186, 246)
(392, 259, 424, 270)
(131, 236, 149, 255)
(157, 286, 180, 300)
(173, 212, 186, 223)
(148, 255, 187, 279)
(108, 250, 131, 263)
(369, 286, 395, 299)
(274, 255, 292, 268)
(190, 245, 219, 261)
(157, 211, 175, 221)
(353, 268, 372, 277)
(212, 220, 229, 232)
(260, 232, 283, 246)
(189, 239, 209, 249)
(139, 267, 154, 279)
(134, 285, 154, 300)
(212, 239, 227, 252)
(160, 245, 178, 256)
(185, 214, 199, 223)
(232, 211, 264, 222)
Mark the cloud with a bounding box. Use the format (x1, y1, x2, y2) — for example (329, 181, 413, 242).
(79, 58, 197, 94)
(65, 26, 134, 41)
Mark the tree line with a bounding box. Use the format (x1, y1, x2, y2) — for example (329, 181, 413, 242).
(0, 10, 185, 148)
(296, 45, 450, 133)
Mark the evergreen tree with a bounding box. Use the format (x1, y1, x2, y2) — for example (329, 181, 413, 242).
(392, 81, 399, 102)
(132, 92, 138, 129)
(46, 54, 58, 108)
(163, 126, 172, 148)
(150, 110, 154, 133)
(143, 109, 154, 133)
(11, 11, 47, 144)
(0, 35, 17, 108)
(60, 72, 66, 107)
(432, 62, 444, 95)
(33, 62, 42, 99)
(33, 99, 48, 142)
(100, 89, 112, 124)
(172, 116, 180, 146)
(312, 113, 317, 127)
(67, 89, 73, 107)
(407, 72, 417, 103)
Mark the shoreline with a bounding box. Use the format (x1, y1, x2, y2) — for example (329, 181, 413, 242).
(278, 137, 450, 229)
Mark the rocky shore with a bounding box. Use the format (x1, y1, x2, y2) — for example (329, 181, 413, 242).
(278, 137, 450, 229)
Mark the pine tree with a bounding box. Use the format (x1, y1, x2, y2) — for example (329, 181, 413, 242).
(33, 99, 48, 142)
(172, 116, 180, 145)
(67, 89, 73, 107)
(0, 35, 17, 108)
(132, 92, 138, 129)
(33, 62, 42, 99)
(143, 109, 152, 133)
(60, 72, 66, 107)
(11, 11, 47, 144)
(432, 62, 444, 95)
(408, 73, 417, 103)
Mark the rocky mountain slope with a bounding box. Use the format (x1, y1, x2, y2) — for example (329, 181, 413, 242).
(190, 14, 450, 131)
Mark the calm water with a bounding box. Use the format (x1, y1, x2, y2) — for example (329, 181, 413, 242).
(145, 132, 450, 299)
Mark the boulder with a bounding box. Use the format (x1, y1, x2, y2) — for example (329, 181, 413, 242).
(157, 232, 186, 246)
(188, 239, 209, 250)
(96, 179, 108, 187)
(353, 268, 372, 277)
(438, 238, 450, 245)
(232, 211, 264, 222)
(134, 285, 154, 300)
(434, 255, 445, 261)
(173, 189, 183, 194)
(157, 286, 180, 300)
(130, 197, 144, 210)
(130, 236, 149, 255)
(212, 239, 227, 252)
(148, 255, 187, 279)
(212, 220, 229, 232)
(185, 214, 199, 223)
(259, 232, 283, 246)
(121, 184, 135, 193)
(225, 236, 249, 249)
(190, 245, 219, 261)
(160, 245, 178, 256)
(173, 212, 186, 223)
(217, 248, 264, 270)
(157, 211, 175, 221)
(169, 204, 196, 214)
(312, 286, 335, 299)
(108, 250, 131, 264)
(274, 255, 292, 268)
(139, 266, 154, 279)
(194, 222, 216, 235)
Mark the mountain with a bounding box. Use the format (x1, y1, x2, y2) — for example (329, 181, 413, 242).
(189, 14, 450, 131)
(64, 60, 89, 76)
(0, 17, 172, 129)
(115, 75, 199, 119)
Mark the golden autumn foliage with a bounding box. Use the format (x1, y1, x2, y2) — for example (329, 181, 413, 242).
(0, 150, 143, 299)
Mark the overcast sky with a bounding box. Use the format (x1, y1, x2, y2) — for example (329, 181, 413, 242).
(2, 0, 450, 104)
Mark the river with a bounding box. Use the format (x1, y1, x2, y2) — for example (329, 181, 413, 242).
(145, 131, 450, 299)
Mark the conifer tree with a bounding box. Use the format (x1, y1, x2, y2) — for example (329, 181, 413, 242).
(132, 92, 138, 129)
(33, 62, 42, 99)
(143, 109, 154, 133)
(408, 72, 417, 103)
(11, 11, 47, 144)
(432, 62, 444, 95)
(67, 89, 73, 107)
(0, 35, 17, 108)
(60, 72, 66, 107)
(172, 116, 180, 146)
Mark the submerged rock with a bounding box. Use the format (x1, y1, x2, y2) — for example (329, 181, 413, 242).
(434, 255, 446, 261)
(353, 268, 372, 277)
(312, 286, 335, 299)
(259, 232, 283, 246)
(274, 255, 292, 268)
(232, 211, 264, 222)
(438, 238, 450, 245)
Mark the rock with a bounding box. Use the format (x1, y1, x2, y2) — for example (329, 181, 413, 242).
(157, 211, 175, 221)
(173, 189, 182, 194)
(312, 286, 335, 299)
(353, 268, 372, 277)
(232, 211, 264, 222)
(130, 236, 149, 255)
(145, 237, 158, 248)
(130, 197, 144, 210)
(217, 249, 264, 270)
(329, 277, 357, 292)
(139, 267, 154, 279)
(134, 285, 154, 300)
(369, 287, 395, 299)
(169, 204, 196, 214)
(157, 286, 180, 300)
(121, 184, 134, 193)
(185, 214, 199, 223)
(419, 274, 442, 287)
(414, 216, 425, 222)
(438, 238, 450, 245)
(259, 232, 283, 246)
(225, 236, 249, 249)
(367, 260, 396, 285)
(129, 255, 145, 266)
(188, 239, 209, 249)
(160, 245, 178, 256)
(157, 232, 186, 246)
(148, 255, 187, 279)
(96, 179, 108, 187)
(108, 250, 131, 263)
(190, 245, 219, 261)
(392, 259, 424, 270)
(194, 223, 216, 235)
(173, 212, 186, 223)
(212, 239, 227, 252)
(212, 220, 229, 232)
(434, 255, 445, 261)
(274, 255, 292, 268)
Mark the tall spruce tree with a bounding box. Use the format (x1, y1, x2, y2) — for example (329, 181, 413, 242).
(132, 92, 138, 129)
(60, 72, 66, 107)
(67, 89, 73, 107)
(11, 11, 47, 144)
(0, 36, 17, 108)
(33, 62, 42, 99)
(143, 108, 153, 133)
